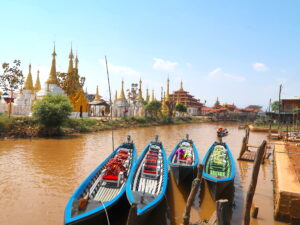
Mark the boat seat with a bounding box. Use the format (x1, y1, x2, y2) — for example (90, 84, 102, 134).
(103, 175, 118, 180)
(145, 159, 158, 165)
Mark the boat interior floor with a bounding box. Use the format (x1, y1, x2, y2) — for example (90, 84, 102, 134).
(131, 192, 157, 209)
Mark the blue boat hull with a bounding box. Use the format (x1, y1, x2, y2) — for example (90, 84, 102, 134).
(65, 143, 137, 225)
(126, 141, 169, 219)
(202, 142, 236, 200)
(168, 139, 199, 185)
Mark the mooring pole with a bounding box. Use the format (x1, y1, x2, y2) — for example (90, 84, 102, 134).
(126, 202, 137, 225)
(182, 164, 203, 225)
(105, 56, 115, 152)
(216, 199, 230, 225)
(243, 140, 267, 225)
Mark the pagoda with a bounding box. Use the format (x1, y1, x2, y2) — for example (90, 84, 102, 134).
(169, 81, 203, 115)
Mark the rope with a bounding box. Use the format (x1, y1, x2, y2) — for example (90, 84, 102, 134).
(275, 151, 300, 155)
(99, 199, 111, 225)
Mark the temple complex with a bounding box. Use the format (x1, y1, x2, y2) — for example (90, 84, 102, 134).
(13, 64, 36, 115)
(112, 79, 145, 117)
(169, 81, 203, 115)
(61, 48, 89, 118)
(89, 85, 107, 117)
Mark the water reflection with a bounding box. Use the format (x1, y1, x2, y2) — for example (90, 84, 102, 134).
(0, 123, 288, 225)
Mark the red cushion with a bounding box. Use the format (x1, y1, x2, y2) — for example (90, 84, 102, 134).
(119, 150, 128, 154)
(145, 164, 156, 168)
(143, 169, 157, 174)
(103, 175, 118, 180)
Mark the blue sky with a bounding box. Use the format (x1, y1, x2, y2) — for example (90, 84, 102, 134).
(0, 0, 299, 109)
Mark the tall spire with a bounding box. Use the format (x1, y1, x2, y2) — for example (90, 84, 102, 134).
(176, 93, 180, 104)
(151, 89, 155, 102)
(34, 70, 41, 91)
(146, 88, 150, 102)
(180, 80, 184, 91)
(75, 51, 79, 71)
(24, 64, 34, 92)
(161, 91, 168, 114)
(114, 90, 118, 103)
(119, 80, 126, 100)
(166, 77, 170, 101)
(138, 78, 143, 100)
(68, 44, 74, 73)
(47, 43, 59, 85)
(94, 85, 100, 101)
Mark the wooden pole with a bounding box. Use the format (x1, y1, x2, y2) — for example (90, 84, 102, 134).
(182, 164, 203, 225)
(239, 127, 249, 160)
(243, 140, 267, 225)
(127, 202, 138, 225)
(251, 206, 259, 218)
(105, 56, 115, 151)
(216, 199, 230, 225)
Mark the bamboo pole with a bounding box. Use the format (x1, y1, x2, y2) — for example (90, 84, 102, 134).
(126, 202, 138, 225)
(182, 164, 203, 225)
(243, 140, 267, 225)
(216, 199, 230, 225)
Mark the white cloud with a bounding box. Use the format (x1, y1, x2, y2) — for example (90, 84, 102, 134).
(252, 62, 269, 72)
(186, 62, 192, 68)
(153, 58, 177, 71)
(207, 68, 245, 82)
(99, 59, 140, 78)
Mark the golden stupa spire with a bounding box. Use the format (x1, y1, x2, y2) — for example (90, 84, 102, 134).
(166, 77, 170, 102)
(151, 89, 155, 102)
(146, 88, 150, 102)
(75, 51, 79, 71)
(68, 44, 74, 73)
(162, 91, 168, 115)
(119, 80, 126, 100)
(20, 86, 23, 94)
(114, 90, 118, 103)
(34, 70, 41, 91)
(138, 78, 143, 100)
(94, 85, 100, 101)
(180, 80, 184, 91)
(47, 43, 59, 85)
(24, 64, 34, 92)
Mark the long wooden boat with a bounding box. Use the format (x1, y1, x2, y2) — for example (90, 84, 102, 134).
(168, 137, 199, 184)
(126, 137, 168, 219)
(202, 141, 235, 200)
(64, 137, 137, 225)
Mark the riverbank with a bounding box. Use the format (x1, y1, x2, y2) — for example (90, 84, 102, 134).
(0, 114, 210, 138)
(273, 141, 300, 223)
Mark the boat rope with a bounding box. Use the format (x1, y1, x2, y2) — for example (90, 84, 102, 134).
(274, 151, 300, 155)
(99, 199, 111, 225)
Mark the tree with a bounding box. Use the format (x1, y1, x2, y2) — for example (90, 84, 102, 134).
(246, 105, 262, 110)
(145, 100, 162, 118)
(57, 70, 85, 95)
(0, 60, 24, 117)
(175, 103, 187, 116)
(32, 94, 72, 129)
(271, 101, 279, 112)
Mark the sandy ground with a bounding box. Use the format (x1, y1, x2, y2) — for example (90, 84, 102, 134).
(286, 144, 300, 183)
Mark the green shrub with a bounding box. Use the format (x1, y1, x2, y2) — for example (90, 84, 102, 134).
(0, 113, 12, 133)
(32, 94, 72, 128)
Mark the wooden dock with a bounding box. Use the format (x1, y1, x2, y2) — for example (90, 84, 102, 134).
(240, 150, 257, 161)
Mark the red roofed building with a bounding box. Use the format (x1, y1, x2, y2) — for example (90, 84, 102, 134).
(169, 81, 203, 115)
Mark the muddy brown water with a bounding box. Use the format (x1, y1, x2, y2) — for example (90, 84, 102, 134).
(0, 123, 288, 225)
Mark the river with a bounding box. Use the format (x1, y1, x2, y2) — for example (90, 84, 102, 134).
(0, 123, 288, 225)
